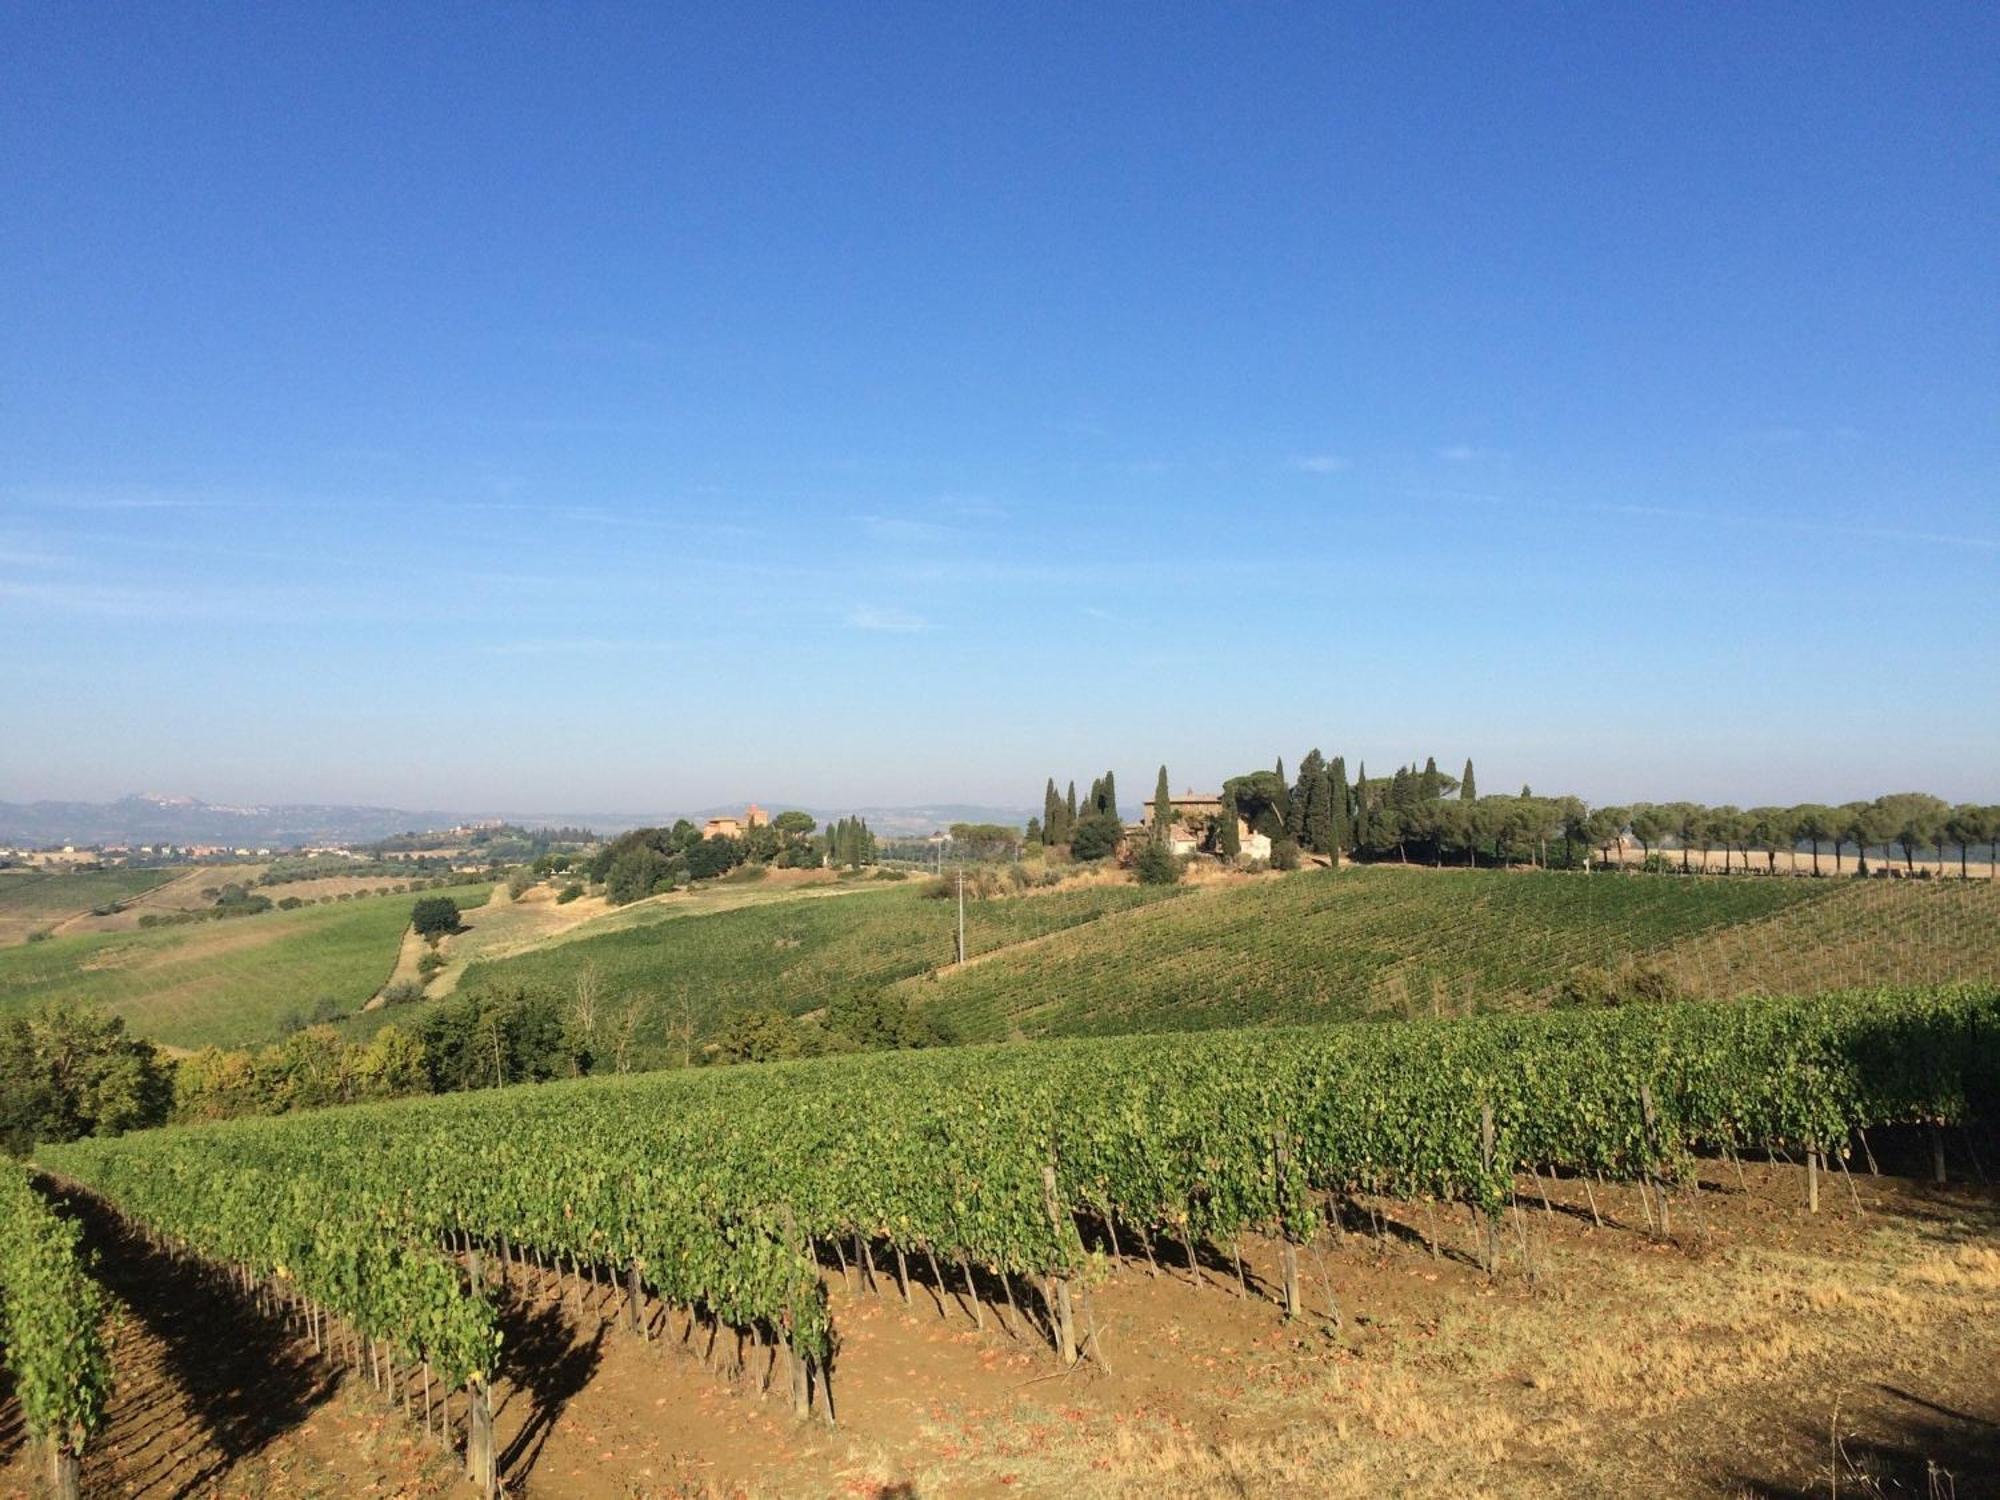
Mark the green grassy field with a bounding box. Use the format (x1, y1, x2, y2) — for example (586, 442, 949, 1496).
(0, 866, 181, 942)
(409, 878, 1189, 1063)
(0, 882, 492, 1049)
(914, 866, 1845, 1041)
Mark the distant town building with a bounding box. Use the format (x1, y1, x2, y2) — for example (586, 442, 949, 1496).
(702, 804, 769, 840)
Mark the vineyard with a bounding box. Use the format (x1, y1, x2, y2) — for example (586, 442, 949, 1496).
(34, 981, 2000, 1494)
(0, 1167, 108, 1500)
(0, 867, 179, 945)
(1657, 877, 2000, 998)
(917, 866, 1842, 1040)
(0, 881, 493, 1048)
(433, 878, 1189, 1064)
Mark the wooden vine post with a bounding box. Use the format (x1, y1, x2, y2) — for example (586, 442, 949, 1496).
(1478, 1103, 1498, 1276)
(1274, 1135, 1301, 1321)
(462, 1246, 496, 1498)
(778, 1209, 813, 1421)
(1041, 1164, 1077, 1365)
(1639, 1083, 1668, 1237)
(49, 1443, 81, 1500)
(624, 1259, 645, 1339)
(465, 1379, 495, 1498)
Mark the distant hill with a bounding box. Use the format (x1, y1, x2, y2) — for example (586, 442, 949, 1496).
(0, 795, 468, 848)
(0, 794, 1035, 848)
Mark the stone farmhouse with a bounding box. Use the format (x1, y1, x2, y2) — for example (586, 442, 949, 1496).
(1135, 791, 1272, 861)
(702, 803, 769, 840)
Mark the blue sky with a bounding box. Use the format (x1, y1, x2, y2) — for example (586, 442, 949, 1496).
(4, 3, 1996, 814)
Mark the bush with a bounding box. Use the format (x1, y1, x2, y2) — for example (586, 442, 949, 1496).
(719, 864, 768, 885)
(1134, 840, 1182, 886)
(874, 868, 909, 882)
(1556, 959, 1683, 1009)
(1270, 838, 1301, 872)
(379, 981, 426, 1007)
(556, 882, 584, 904)
(1069, 811, 1124, 862)
(277, 895, 304, 910)
(417, 950, 447, 979)
(410, 896, 463, 940)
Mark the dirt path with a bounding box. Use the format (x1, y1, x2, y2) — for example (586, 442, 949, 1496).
(46, 869, 212, 940)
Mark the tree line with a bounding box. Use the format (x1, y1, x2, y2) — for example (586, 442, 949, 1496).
(587, 812, 876, 905)
(1028, 755, 1997, 878)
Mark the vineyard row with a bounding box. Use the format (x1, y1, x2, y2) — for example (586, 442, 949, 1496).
(34, 983, 2000, 1489)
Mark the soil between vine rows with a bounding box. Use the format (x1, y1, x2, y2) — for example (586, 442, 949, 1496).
(3, 1149, 1997, 1499)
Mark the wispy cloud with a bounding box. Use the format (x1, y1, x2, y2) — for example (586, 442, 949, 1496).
(939, 495, 1008, 521)
(1291, 453, 1350, 474)
(858, 515, 955, 546)
(0, 578, 214, 618)
(1411, 487, 2000, 552)
(1437, 444, 1503, 464)
(1745, 424, 1864, 445)
(846, 605, 930, 633)
(9, 484, 263, 512)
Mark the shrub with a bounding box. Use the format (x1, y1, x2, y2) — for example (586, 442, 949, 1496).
(1069, 811, 1123, 861)
(410, 896, 463, 940)
(555, 882, 584, 904)
(1270, 839, 1301, 871)
(379, 981, 426, 1007)
(1134, 840, 1182, 887)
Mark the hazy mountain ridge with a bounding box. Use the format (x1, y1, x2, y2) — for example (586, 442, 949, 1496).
(0, 795, 1034, 847)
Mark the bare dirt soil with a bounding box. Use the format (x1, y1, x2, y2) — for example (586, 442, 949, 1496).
(7, 1143, 1996, 1499)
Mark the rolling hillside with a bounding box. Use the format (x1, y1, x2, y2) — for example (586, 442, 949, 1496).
(0, 866, 181, 944)
(906, 866, 1859, 1041)
(425, 877, 1189, 1065)
(0, 882, 492, 1048)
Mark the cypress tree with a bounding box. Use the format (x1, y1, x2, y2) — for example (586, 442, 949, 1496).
(1329, 756, 1352, 856)
(1152, 765, 1172, 841)
(1354, 762, 1372, 851)
(1305, 764, 1334, 854)
(1100, 770, 1118, 821)
(1042, 779, 1061, 844)
(1273, 758, 1290, 828)
(1066, 781, 1078, 829)
(1460, 759, 1477, 802)
(1389, 765, 1414, 809)
(1420, 756, 1442, 801)
(1219, 796, 1242, 860)
(1289, 750, 1323, 842)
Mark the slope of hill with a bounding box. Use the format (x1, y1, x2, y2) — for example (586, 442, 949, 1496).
(911, 866, 1848, 1041)
(0, 866, 181, 944)
(0, 882, 492, 1048)
(429, 877, 1189, 1066)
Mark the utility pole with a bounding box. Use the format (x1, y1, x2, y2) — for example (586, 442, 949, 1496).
(956, 868, 966, 965)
